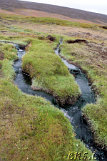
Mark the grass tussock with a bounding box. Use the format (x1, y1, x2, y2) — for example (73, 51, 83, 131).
(1, 43, 17, 60)
(0, 43, 17, 79)
(22, 38, 80, 105)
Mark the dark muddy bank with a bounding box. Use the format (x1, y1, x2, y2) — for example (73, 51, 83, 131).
(66, 39, 88, 44)
(31, 84, 79, 107)
(13, 42, 107, 161)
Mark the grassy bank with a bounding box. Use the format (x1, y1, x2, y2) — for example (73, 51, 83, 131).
(22, 38, 80, 106)
(61, 38, 107, 149)
(0, 41, 96, 161)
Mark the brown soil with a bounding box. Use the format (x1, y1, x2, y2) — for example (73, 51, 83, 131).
(46, 35, 56, 42)
(66, 39, 88, 44)
(31, 85, 79, 107)
(0, 51, 4, 60)
(100, 26, 107, 29)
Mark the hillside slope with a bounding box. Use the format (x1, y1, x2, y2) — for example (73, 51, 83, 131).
(0, 0, 107, 24)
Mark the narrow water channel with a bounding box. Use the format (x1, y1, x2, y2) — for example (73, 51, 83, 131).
(13, 43, 107, 161)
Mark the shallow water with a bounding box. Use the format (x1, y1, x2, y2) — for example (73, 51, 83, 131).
(13, 43, 107, 161)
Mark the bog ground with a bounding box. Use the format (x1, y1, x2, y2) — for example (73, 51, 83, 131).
(0, 5, 107, 161)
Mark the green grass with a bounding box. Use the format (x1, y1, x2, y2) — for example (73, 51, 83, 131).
(0, 43, 17, 79)
(1, 43, 17, 60)
(61, 38, 107, 149)
(0, 11, 106, 160)
(0, 12, 99, 29)
(0, 79, 95, 161)
(22, 38, 80, 105)
(28, 17, 98, 29)
(0, 39, 96, 161)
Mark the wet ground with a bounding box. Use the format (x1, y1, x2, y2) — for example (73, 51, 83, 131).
(13, 43, 107, 161)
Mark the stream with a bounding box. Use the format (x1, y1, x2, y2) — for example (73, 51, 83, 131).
(13, 42, 107, 161)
